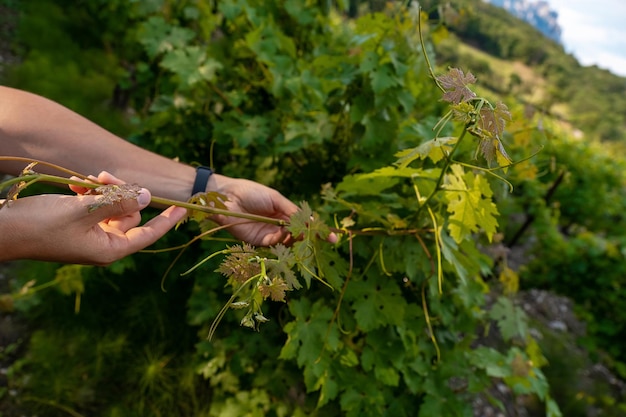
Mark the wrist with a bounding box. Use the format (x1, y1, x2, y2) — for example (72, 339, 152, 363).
(0, 203, 27, 262)
(191, 166, 214, 196)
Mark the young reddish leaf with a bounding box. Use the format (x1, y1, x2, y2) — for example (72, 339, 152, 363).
(480, 101, 511, 140)
(87, 183, 143, 212)
(216, 244, 260, 285)
(436, 68, 477, 104)
(258, 277, 289, 302)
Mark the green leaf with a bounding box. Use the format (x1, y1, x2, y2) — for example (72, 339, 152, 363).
(335, 174, 401, 196)
(443, 164, 499, 243)
(288, 201, 314, 237)
(313, 369, 339, 407)
(439, 228, 489, 285)
(394, 136, 457, 167)
(370, 64, 399, 94)
(470, 347, 512, 378)
(279, 299, 338, 367)
(160, 46, 222, 87)
(138, 16, 195, 59)
(54, 264, 88, 296)
(361, 114, 395, 148)
(489, 297, 528, 341)
(216, 113, 272, 148)
(546, 397, 563, 417)
(358, 166, 424, 180)
(346, 275, 407, 331)
(281, 112, 333, 152)
(267, 244, 300, 290)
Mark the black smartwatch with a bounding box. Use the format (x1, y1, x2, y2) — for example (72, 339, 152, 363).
(191, 166, 213, 196)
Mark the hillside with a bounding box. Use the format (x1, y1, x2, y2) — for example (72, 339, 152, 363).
(426, 0, 626, 143)
(486, 0, 562, 43)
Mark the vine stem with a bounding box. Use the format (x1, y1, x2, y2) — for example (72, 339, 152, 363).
(0, 165, 287, 227)
(415, 128, 468, 218)
(0, 160, 441, 239)
(0, 156, 89, 178)
(417, 6, 445, 94)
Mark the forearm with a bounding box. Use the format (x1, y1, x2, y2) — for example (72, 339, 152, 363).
(0, 199, 19, 262)
(0, 86, 201, 202)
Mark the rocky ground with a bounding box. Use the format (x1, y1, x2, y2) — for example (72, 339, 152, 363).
(473, 289, 626, 417)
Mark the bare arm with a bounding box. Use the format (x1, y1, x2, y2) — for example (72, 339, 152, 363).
(0, 86, 197, 201)
(0, 86, 303, 247)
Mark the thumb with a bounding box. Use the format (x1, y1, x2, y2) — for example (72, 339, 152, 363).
(87, 188, 151, 222)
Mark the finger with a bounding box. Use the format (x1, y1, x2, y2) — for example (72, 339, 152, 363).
(102, 211, 142, 232)
(119, 206, 188, 252)
(273, 193, 299, 217)
(68, 175, 96, 195)
(85, 188, 151, 224)
(96, 171, 125, 186)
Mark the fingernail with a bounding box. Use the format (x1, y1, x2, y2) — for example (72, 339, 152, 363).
(137, 189, 151, 207)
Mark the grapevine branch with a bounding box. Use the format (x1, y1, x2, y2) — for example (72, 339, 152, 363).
(0, 158, 287, 226)
(0, 157, 440, 238)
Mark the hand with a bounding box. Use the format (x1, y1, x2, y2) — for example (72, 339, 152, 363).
(0, 172, 187, 265)
(211, 176, 338, 246)
(210, 176, 300, 246)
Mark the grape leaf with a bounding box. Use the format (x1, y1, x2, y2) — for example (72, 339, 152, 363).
(267, 244, 300, 290)
(335, 174, 401, 196)
(358, 166, 424, 180)
(474, 102, 512, 164)
(436, 68, 477, 104)
(489, 297, 528, 341)
(258, 277, 289, 302)
(54, 264, 91, 313)
(499, 266, 519, 295)
(370, 64, 399, 94)
(394, 136, 457, 167)
(161, 46, 222, 87)
(480, 101, 511, 140)
(470, 347, 511, 378)
(216, 244, 260, 285)
(185, 191, 229, 224)
(288, 201, 314, 237)
(138, 16, 195, 59)
(443, 165, 499, 243)
(279, 299, 338, 367)
(346, 276, 407, 331)
(313, 368, 340, 407)
(55, 264, 88, 296)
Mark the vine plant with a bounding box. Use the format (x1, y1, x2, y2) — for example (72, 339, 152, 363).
(1, 2, 563, 416)
(1, 66, 559, 416)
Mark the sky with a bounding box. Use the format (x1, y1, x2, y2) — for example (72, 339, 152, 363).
(547, 0, 626, 77)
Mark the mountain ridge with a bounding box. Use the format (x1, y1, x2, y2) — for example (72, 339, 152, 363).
(484, 0, 562, 43)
